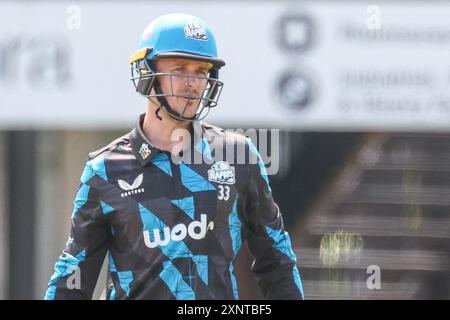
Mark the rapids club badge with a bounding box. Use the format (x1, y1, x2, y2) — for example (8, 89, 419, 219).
(208, 161, 235, 185)
(184, 21, 208, 41)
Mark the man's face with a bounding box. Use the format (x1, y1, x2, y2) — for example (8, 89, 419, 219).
(155, 58, 213, 119)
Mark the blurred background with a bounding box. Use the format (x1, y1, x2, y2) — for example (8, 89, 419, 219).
(1, 0, 449, 299)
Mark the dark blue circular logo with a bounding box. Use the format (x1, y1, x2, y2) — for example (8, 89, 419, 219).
(277, 70, 315, 111)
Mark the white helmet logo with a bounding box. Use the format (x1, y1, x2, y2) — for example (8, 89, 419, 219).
(184, 22, 208, 41)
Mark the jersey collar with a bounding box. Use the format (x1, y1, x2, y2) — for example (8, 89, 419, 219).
(130, 113, 204, 167)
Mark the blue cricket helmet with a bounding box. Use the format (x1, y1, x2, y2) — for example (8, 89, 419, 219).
(129, 13, 225, 122)
(135, 13, 225, 67)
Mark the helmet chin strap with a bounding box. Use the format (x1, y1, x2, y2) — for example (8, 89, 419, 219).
(155, 106, 163, 121)
(152, 79, 198, 122)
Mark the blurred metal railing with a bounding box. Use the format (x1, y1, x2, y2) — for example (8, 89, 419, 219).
(294, 133, 450, 299)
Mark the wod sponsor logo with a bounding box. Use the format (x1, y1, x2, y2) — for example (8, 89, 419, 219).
(143, 214, 214, 248)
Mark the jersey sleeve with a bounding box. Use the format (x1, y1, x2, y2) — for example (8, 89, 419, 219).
(44, 159, 111, 300)
(243, 138, 304, 300)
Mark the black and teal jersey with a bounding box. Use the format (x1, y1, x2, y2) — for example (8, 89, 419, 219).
(44, 114, 304, 300)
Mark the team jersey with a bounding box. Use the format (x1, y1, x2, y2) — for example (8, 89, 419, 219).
(44, 113, 304, 300)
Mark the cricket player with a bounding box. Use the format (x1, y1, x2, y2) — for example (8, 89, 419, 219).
(44, 13, 304, 300)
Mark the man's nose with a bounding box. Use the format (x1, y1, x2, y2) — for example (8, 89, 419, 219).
(185, 74, 201, 89)
(185, 74, 195, 85)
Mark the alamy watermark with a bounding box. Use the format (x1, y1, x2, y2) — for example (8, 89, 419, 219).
(66, 266, 81, 290)
(366, 265, 381, 290)
(66, 5, 81, 30)
(366, 5, 382, 30)
(167, 128, 280, 176)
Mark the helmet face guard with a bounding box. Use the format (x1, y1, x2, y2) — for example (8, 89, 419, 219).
(130, 13, 226, 122)
(130, 52, 224, 121)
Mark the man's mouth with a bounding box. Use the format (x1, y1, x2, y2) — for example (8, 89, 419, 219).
(180, 95, 200, 106)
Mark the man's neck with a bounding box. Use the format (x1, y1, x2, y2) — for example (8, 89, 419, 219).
(142, 104, 193, 153)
